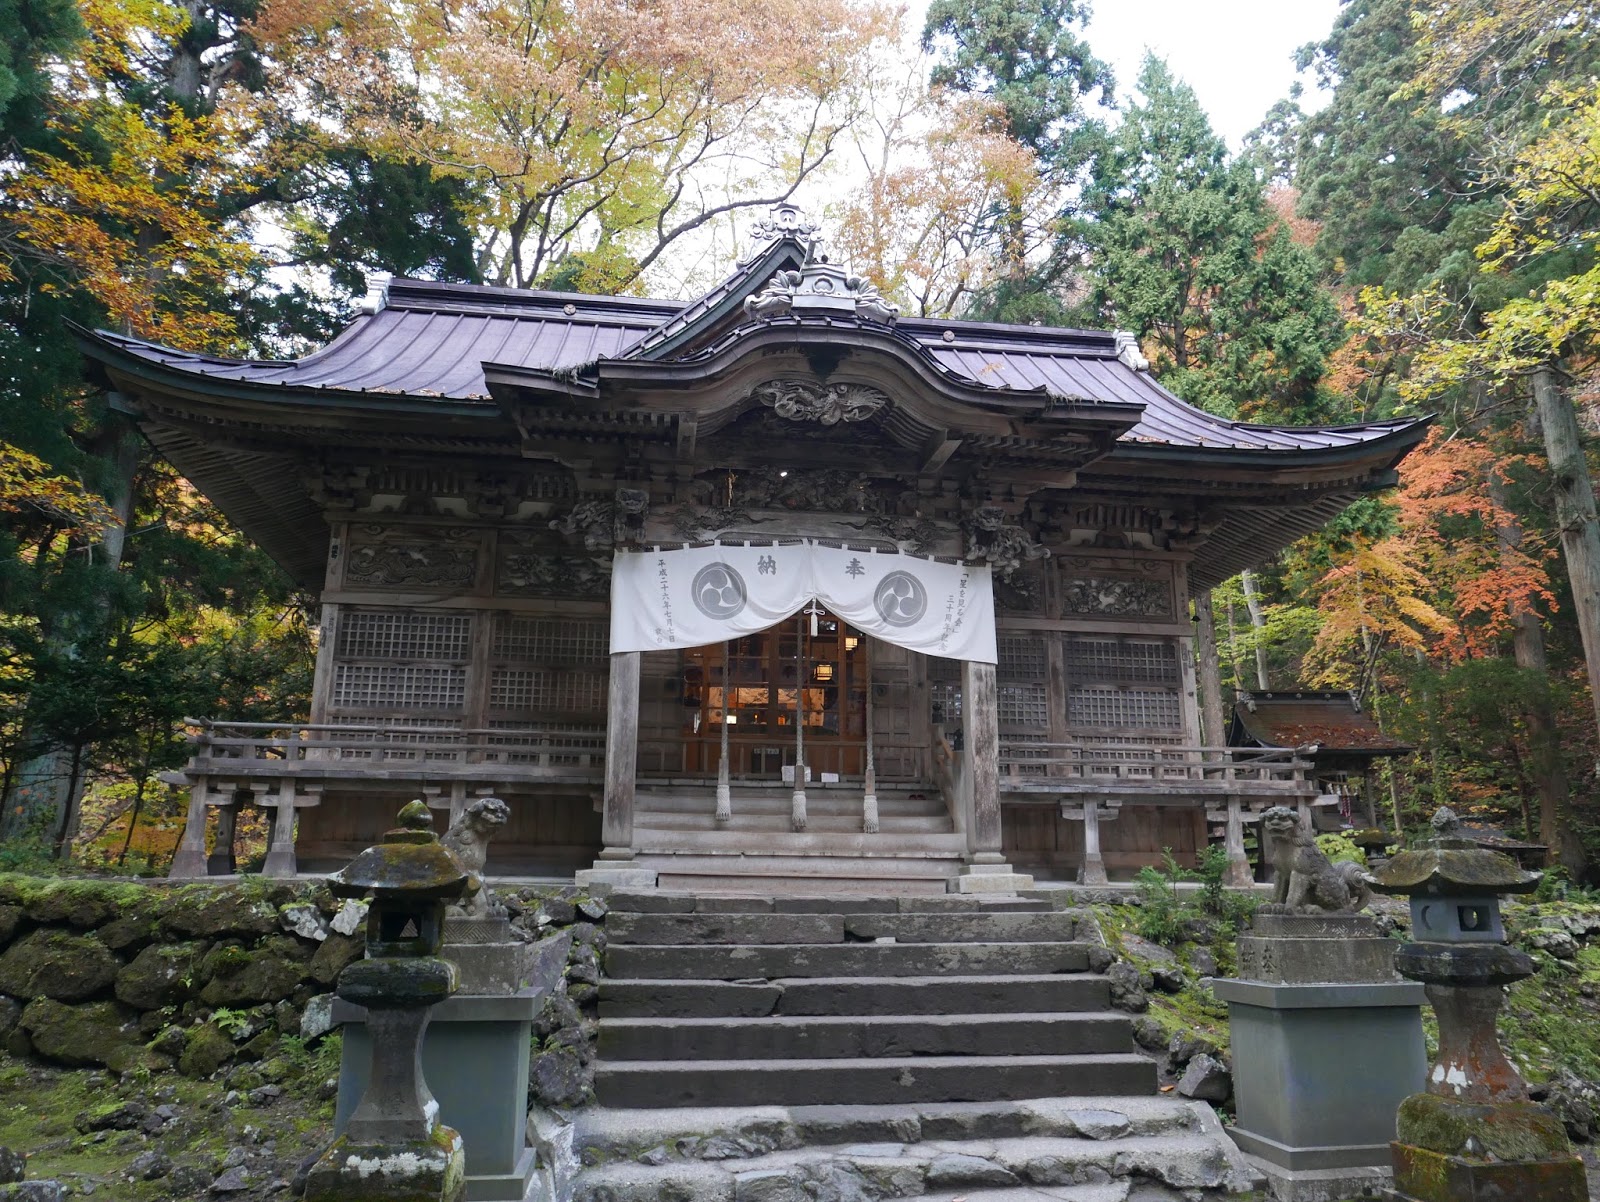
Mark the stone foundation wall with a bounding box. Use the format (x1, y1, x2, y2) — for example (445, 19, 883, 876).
(0, 875, 607, 1105)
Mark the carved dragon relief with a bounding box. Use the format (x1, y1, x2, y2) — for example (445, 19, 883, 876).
(962, 506, 1050, 579)
(751, 380, 888, 426)
(547, 488, 649, 552)
(344, 527, 479, 588)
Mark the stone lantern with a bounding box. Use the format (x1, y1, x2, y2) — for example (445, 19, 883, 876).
(304, 800, 469, 1202)
(1371, 807, 1586, 1202)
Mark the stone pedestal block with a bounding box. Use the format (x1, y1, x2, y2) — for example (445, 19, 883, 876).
(1236, 912, 1400, 984)
(1214, 978, 1427, 1189)
(335, 989, 546, 1201)
(442, 918, 534, 996)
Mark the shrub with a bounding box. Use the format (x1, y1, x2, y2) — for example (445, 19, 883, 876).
(1315, 832, 1367, 867)
(1133, 851, 1193, 945)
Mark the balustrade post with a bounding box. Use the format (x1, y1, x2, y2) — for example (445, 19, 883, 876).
(715, 640, 732, 824)
(861, 641, 878, 834)
(791, 614, 807, 832)
(1223, 795, 1253, 886)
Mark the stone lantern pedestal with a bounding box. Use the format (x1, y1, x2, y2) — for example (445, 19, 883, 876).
(1214, 911, 1427, 1201)
(1374, 808, 1587, 1202)
(304, 802, 470, 1202)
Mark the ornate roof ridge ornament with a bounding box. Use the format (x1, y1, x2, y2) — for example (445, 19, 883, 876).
(752, 380, 888, 425)
(1114, 331, 1149, 371)
(358, 271, 392, 316)
(742, 205, 900, 327)
(750, 202, 822, 249)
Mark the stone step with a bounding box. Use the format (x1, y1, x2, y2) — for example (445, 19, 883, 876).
(594, 1053, 1157, 1109)
(637, 812, 953, 833)
(606, 891, 1053, 915)
(605, 940, 1098, 980)
(632, 829, 970, 855)
(598, 1012, 1133, 1061)
(607, 910, 1088, 947)
(570, 1128, 1244, 1200)
(652, 872, 952, 896)
(573, 1097, 1207, 1160)
(599, 974, 1111, 1018)
(637, 792, 945, 815)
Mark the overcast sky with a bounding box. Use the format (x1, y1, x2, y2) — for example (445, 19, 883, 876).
(1084, 0, 1344, 147)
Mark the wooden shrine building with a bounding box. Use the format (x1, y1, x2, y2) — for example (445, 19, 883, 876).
(77, 206, 1428, 892)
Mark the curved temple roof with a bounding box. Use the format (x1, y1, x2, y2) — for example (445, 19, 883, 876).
(81, 276, 1422, 459)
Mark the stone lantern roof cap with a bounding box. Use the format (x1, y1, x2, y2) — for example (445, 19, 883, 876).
(1370, 808, 1542, 897)
(1370, 845, 1542, 896)
(327, 800, 468, 900)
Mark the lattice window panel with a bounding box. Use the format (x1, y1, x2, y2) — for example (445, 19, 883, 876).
(488, 668, 607, 715)
(337, 611, 471, 661)
(998, 684, 1048, 728)
(998, 635, 1048, 681)
(331, 665, 466, 712)
(926, 656, 962, 682)
(1064, 636, 1179, 686)
(1067, 686, 1181, 731)
(492, 616, 609, 665)
(930, 681, 962, 724)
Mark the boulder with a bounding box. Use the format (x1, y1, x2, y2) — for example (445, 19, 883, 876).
(178, 1022, 236, 1078)
(1525, 927, 1579, 960)
(327, 899, 367, 937)
(115, 943, 204, 1011)
(19, 999, 142, 1068)
(1188, 948, 1220, 978)
(277, 903, 328, 942)
(1131, 1016, 1167, 1053)
(307, 934, 363, 986)
(0, 1000, 20, 1046)
(74, 1101, 149, 1133)
(298, 994, 336, 1043)
(159, 890, 277, 940)
(0, 907, 21, 951)
(1177, 1052, 1232, 1103)
(1105, 961, 1149, 1013)
(199, 945, 307, 1007)
(93, 914, 155, 954)
(0, 1183, 65, 1202)
(20, 881, 145, 930)
(1149, 965, 1186, 994)
(127, 1151, 172, 1181)
(0, 1148, 20, 1185)
(0, 931, 120, 1002)
(530, 1046, 591, 1107)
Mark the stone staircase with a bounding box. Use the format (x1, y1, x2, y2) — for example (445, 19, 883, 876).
(630, 785, 965, 894)
(566, 893, 1262, 1201)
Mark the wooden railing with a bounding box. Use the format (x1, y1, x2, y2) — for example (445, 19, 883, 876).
(183, 719, 606, 778)
(997, 742, 1314, 796)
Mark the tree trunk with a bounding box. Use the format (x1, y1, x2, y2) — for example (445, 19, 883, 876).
(0, 424, 141, 855)
(1240, 570, 1270, 690)
(1534, 364, 1600, 745)
(1490, 468, 1586, 874)
(1194, 591, 1227, 749)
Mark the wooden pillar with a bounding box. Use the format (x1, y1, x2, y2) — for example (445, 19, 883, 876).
(169, 779, 211, 879)
(1223, 796, 1252, 887)
(962, 659, 1001, 859)
(206, 800, 238, 876)
(1194, 591, 1227, 750)
(262, 779, 299, 878)
(1079, 800, 1108, 885)
(600, 650, 640, 857)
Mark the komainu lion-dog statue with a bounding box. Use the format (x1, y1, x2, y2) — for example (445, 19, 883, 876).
(441, 796, 511, 919)
(1259, 804, 1374, 913)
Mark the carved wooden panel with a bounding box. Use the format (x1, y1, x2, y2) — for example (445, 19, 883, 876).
(1058, 556, 1174, 618)
(344, 527, 479, 589)
(495, 547, 609, 600)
